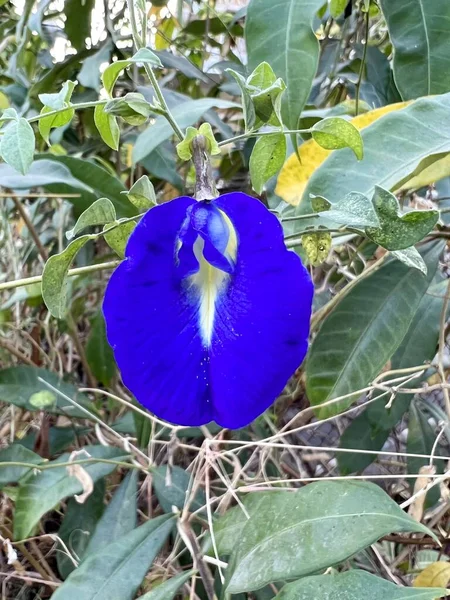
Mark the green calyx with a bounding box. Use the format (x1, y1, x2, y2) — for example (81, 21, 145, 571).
(176, 123, 220, 161)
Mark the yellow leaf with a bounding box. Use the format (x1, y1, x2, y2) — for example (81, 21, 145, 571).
(414, 562, 450, 588)
(396, 152, 450, 192)
(302, 231, 331, 266)
(276, 101, 411, 207)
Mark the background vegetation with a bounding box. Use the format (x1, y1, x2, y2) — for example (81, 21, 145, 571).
(1, 0, 450, 598)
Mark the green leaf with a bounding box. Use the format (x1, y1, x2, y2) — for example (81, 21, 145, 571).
(379, 0, 450, 100)
(84, 470, 138, 557)
(102, 49, 162, 97)
(246, 0, 325, 130)
(300, 94, 450, 215)
(57, 481, 105, 579)
(29, 390, 56, 408)
(226, 68, 256, 131)
(124, 175, 156, 211)
(104, 93, 153, 126)
(65, 0, 95, 50)
(250, 133, 286, 194)
(14, 445, 128, 541)
(35, 155, 135, 218)
(103, 220, 136, 258)
(0, 117, 35, 174)
(339, 276, 447, 473)
(133, 98, 239, 164)
(0, 445, 43, 487)
(42, 235, 92, 319)
(366, 186, 439, 251)
(78, 41, 113, 91)
(224, 481, 434, 594)
(94, 104, 120, 151)
(329, 0, 348, 18)
(301, 231, 332, 266)
(51, 514, 175, 600)
(274, 570, 447, 599)
(311, 117, 363, 160)
(305, 242, 441, 418)
(246, 62, 286, 126)
(136, 570, 196, 600)
(392, 247, 427, 275)
(0, 366, 93, 417)
(152, 465, 206, 513)
(39, 103, 74, 143)
(66, 197, 116, 240)
(39, 81, 77, 111)
(318, 191, 380, 228)
(86, 311, 116, 386)
(0, 160, 92, 192)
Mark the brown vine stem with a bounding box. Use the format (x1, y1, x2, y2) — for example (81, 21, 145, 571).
(10, 194, 48, 261)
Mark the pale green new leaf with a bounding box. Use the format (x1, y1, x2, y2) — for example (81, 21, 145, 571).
(329, 0, 348, 18)
(51, 515, 175, 600)
(250, 133, 286, 194)
(66, 197, 116, 240)
(39, 81, 77, 144)
(274, 570, 447, 600)
(318, 191, 379, 228)
(124, 175, 156, 211)
(246, 0, 325, 130)
(102, 48, 162, 96)
(226, 68, 256, 130)
(0, 117, 35, 174)
(392, 247, 427, 275)
(103, 220, 136, 258)
(42, 235, 93, 319)
(311, 117, 363, 160)
(94, 104, 120, 151)
(224, 481, 434, 594)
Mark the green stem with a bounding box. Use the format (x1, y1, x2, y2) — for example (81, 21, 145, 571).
(218, 128, 311, 147)
(126, 0, 183, 140)
(0, 260, 119, 292)
(28, 100, 106, 125)
(355, 10, 370, 117)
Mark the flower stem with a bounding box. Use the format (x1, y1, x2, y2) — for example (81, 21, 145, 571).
(192, 135, 218, 200)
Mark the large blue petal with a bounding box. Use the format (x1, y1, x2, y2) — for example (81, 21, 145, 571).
(210, 193, 313, 428)
(103, 192, 313, 428)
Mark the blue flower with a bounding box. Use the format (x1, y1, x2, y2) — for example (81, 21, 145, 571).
(103, 192, 313, 429)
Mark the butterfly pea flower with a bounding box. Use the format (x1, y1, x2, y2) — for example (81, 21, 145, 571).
(103, 192, 313, 429)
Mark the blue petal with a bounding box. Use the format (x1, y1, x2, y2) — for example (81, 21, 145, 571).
(103, 192, 313, 428)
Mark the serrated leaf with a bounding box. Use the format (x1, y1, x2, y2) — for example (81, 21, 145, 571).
(306, 242, 442, 418)
(14, 445, 128, 541)
(152, 465, 206, 513)
(103, 220, 135, 258)
(136, 570, 196, 600)
(301, 231, 331, 266)
(0, 117, 35, 174)
(415, 562, 450, 588)
(42, 235, 93, 319)
(94, 104, 120, 151)
(102, 49, 162, 97)
(319, 191, 380, 228)
(124, 175, 155, 211)
(66, 198, 116, 240)
(224, 481, 434, 594)
(51, 514, 175, 600)
(366, 186, 439, 250)
(392, 247, 427, 275)
(250, 133, 286, 194)
(275, 570, 447, 599)
(312, 117, 363, 160)
(246, 0, 325, 130)
(84, 470, 138, 557)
